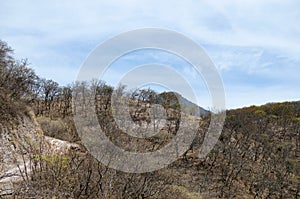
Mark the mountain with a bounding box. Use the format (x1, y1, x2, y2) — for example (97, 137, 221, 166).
(176, 93, 209, 116)
(158, 91, 209, 116)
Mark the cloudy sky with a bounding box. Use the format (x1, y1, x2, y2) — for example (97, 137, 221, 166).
(0, 0, 299, 109)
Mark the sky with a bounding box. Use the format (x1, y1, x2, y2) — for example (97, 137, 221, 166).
(0, 0, 299, 109)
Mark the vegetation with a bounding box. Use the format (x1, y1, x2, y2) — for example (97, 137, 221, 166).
(1, 40, 299, 198)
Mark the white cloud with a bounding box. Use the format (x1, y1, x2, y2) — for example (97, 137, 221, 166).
(0, 0, 299, 108)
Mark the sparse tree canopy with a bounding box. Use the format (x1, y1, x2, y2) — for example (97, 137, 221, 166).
(1, 40, 299, 198)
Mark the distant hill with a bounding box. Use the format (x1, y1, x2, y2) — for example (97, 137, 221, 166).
(158, 91, 209, 116)
(175, 93, 209, 116)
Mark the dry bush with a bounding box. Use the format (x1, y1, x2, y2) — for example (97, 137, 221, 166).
(0, 88, 28, 129)
(37, 116, 79, 142)
(12, 150, 173, 198)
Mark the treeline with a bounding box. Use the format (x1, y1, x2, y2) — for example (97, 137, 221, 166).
(0, 40, 38, 128)
(0, 39, 72, 119)
(0, 40, 65, 121)
(1, 40, 185, 120)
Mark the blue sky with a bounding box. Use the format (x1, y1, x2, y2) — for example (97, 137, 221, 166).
(0, 0, 299, 109)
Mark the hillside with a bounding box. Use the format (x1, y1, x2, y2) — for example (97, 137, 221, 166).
(2, 95, 300, 198)
(0, 40, 299, 198)
(159, 92, 209, 116)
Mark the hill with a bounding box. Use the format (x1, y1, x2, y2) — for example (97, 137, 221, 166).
(156, 91, 209, 116)
(0, 40, 299, 198)
(175, 92, 209, 116)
